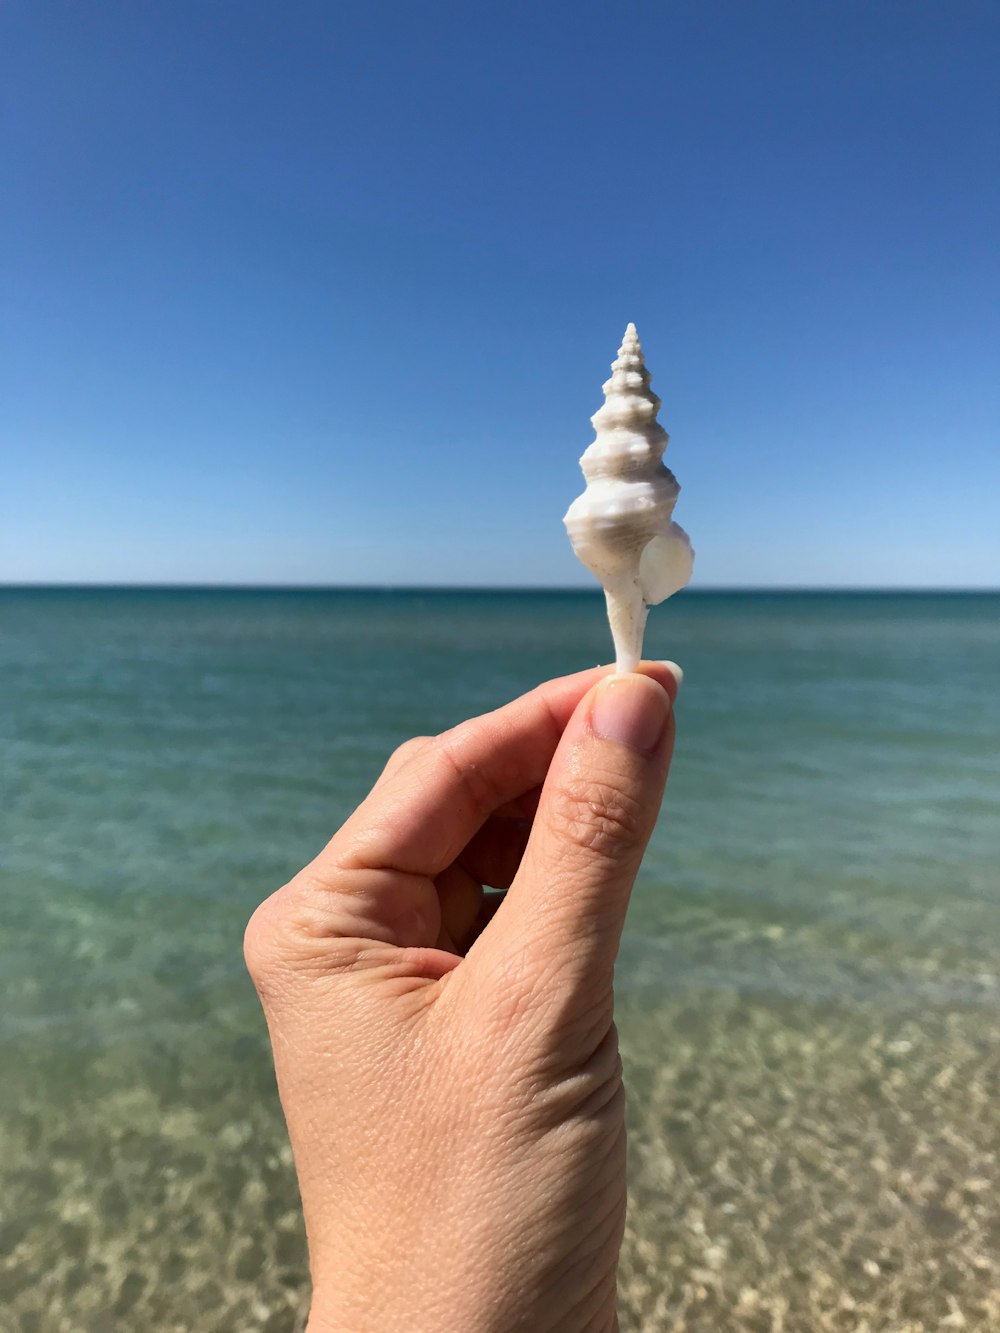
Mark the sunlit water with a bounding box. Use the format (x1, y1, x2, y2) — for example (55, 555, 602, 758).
(2, 589, 998, 1330)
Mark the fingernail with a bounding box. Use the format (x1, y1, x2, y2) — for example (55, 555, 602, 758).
(658, 660, 683, 691)
(590, 675, 670, 754)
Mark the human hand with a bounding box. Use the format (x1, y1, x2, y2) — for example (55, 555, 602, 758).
(244, 662, 680, 1332)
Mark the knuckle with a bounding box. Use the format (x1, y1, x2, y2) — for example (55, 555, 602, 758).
(244, 875, 396, 995)
(547, 776, 644, 862)
(242, 886, 293, 990)
(375, 736, 434, 788)
(389, 735, 432, 767)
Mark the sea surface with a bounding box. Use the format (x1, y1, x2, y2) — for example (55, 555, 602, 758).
(2, 588, 998, 1331)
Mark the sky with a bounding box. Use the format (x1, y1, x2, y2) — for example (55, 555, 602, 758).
(1, 1, 997, 588)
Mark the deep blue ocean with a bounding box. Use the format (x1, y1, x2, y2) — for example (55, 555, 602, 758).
(2, 588, 998, 1330)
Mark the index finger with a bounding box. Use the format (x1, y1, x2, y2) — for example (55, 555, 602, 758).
(312, 663, 680, 884)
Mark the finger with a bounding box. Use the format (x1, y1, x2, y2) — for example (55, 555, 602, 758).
(435, 862, 483, 951)
(459, 888, 507, 953)
(515, 785, 543, 821)
(471, 670, 677, 1016)
(459, 813, 532, 890)
(369, 736, 433, 794)
(294, 662, 678, 953)
(315, 666, 615, 882)
(341, 662, 678, 881)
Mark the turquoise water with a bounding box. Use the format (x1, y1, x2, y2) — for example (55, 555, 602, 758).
(2, 589, 999, 1330)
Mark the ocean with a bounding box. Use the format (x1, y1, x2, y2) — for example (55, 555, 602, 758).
(2, 588, 998, 1331)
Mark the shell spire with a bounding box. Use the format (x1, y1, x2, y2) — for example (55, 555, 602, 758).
(563, 323, 694, 672)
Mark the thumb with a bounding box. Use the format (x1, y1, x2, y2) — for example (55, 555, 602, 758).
(470, 666, 678, 1018)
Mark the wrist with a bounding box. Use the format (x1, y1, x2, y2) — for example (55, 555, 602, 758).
(308, 1285, 619, 1333)
(307, 1290, 490, 1333)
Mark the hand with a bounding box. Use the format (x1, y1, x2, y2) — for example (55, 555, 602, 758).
(244, 662, 680, 1332)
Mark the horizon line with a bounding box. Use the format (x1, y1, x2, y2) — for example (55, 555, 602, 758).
(2, 582, 997, 595)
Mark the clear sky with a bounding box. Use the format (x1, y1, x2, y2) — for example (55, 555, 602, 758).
(2, 1, 997, 588)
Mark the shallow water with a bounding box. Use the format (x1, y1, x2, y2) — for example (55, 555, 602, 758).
(2, 588, 998, 1330)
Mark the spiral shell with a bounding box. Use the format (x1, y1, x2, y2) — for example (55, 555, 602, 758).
(564, 323, 693, 670)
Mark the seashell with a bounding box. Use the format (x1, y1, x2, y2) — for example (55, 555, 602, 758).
(564, 323, 694, 672)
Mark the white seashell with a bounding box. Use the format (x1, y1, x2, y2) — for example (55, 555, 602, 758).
(564, 323, 694, 672)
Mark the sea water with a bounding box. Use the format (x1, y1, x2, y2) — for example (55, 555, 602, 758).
(2, 589, 998, 1330)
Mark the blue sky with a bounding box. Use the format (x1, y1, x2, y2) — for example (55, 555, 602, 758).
(2, 1, 997, 587)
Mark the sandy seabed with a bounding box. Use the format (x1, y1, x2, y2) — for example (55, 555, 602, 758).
(617, 992, 998, 1332)
(2, 988, 997, 1332)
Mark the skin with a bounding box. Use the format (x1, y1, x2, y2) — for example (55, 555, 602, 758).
(245, 661, 679, 1332)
